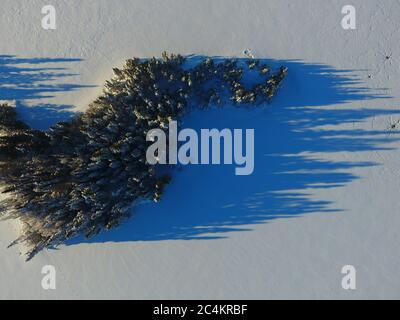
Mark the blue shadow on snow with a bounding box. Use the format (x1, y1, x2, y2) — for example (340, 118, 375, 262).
(3, 55, 396, 244)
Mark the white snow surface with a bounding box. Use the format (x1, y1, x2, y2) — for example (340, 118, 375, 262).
(1, 0, 400, 299)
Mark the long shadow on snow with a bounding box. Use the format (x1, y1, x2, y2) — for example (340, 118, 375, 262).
(40, 58, 398, 244)
(0, 54, 92, 129)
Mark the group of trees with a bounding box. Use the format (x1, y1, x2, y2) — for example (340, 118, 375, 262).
(0, 53, 287, 260)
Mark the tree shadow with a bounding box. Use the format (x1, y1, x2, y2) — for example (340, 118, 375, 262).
(10, 56, 393, 245)
(0, 55, 92, 129)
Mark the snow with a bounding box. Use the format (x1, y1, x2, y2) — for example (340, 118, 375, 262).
(1, 0, 400, 299)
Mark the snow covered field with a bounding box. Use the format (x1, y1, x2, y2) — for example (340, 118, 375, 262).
(1, 0, 400, 299)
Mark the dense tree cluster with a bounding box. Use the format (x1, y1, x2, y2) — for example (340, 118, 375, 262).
(0, 53, 287, 260)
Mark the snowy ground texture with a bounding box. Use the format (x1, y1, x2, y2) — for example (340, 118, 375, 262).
(1, 0, 400, 299)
